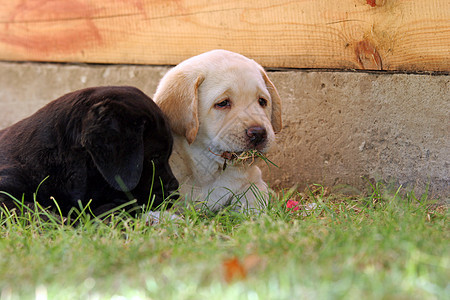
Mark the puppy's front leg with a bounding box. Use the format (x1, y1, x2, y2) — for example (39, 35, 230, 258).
(145, 210, 182, 225)
(231, 166, 269, 212)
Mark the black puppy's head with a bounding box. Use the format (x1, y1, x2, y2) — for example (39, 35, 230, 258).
(80, 87, 178, 201)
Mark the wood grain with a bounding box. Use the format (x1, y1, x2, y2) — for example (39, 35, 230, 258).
(0, 0, 448, 71)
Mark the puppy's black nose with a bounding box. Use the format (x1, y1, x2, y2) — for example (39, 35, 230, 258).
(246, 126, 267, 147)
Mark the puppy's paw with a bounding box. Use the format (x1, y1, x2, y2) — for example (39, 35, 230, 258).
(145, 210, 182, 226)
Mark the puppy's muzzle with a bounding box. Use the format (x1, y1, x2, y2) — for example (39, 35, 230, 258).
(246, 126, 267, 148)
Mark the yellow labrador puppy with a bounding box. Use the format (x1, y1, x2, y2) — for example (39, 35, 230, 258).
(154, 50, 282, 212)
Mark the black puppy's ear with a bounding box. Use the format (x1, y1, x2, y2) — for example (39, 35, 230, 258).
(81, 102, 145, 191)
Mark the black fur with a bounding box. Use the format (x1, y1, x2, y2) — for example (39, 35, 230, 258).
(0, 86, 178, 216)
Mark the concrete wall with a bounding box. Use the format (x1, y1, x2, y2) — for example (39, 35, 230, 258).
(0, 62, 448, 200)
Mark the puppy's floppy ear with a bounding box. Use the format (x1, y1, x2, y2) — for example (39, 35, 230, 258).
(260, 68, 282, 133)
(154, 71, 205, 144)
(81, 102, 144, 191)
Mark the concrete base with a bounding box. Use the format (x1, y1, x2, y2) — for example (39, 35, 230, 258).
(0, 62, 448, 200)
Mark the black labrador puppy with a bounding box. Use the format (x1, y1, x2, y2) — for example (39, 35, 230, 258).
(0, 86, 178, 216)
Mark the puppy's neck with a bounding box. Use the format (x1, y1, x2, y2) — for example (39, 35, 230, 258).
(171, 134, 230, 183)
(169, 133, 268, 210)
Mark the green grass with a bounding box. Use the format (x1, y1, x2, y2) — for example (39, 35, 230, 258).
(0, 184, 448, 300)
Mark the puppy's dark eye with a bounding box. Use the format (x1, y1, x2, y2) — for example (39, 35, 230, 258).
(258, 98, 268, 107)
(214, 99, 231, 109)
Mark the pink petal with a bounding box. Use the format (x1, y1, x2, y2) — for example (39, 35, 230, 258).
(286, 200, 300, 211)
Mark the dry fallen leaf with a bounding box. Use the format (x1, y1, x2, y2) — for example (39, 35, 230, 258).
(242, 254, 263, 272)
(222, 254, 264, 283)
(222, 257, 247, 283)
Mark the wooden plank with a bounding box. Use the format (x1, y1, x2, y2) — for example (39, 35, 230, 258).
(0, 0, 448, 71)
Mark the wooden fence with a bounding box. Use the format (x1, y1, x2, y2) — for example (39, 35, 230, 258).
(0, 0, 449, 71)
